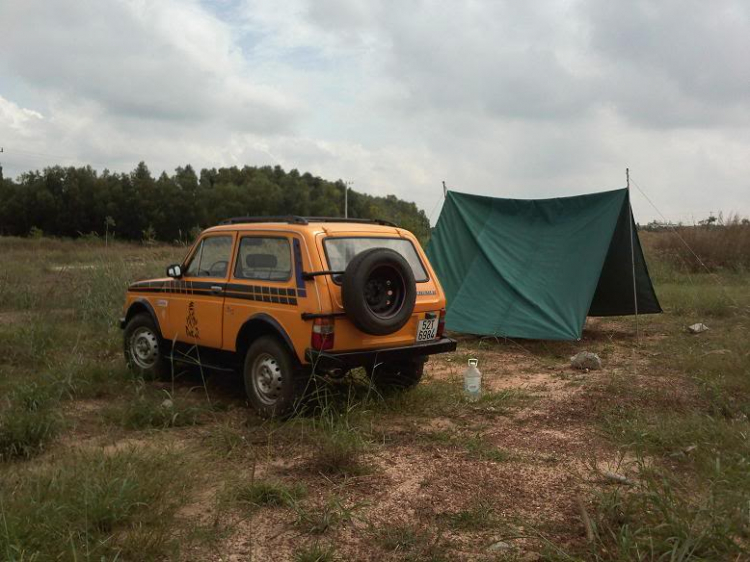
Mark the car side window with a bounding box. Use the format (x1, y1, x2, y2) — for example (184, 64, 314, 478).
(184, 235, 233, 278)
(234, 237, 291, 281)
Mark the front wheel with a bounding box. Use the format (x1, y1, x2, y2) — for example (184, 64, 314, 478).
(367, 357, 426, 392)
(243, 336, 310, 418)
(123, 313, 171, 379)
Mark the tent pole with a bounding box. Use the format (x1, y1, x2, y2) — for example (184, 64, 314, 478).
(627, 168, 640, 346)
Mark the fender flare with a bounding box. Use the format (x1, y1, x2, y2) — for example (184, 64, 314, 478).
(235, 313, 296, 357)
(123, 298, 163, 336)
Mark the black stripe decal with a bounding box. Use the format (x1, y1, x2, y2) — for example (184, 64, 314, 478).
(129, 281, 299, 306)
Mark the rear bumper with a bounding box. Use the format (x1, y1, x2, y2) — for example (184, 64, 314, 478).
(305, 337, 457, 370)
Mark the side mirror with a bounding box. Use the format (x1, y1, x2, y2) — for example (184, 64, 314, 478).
(166, 264, 183, 278)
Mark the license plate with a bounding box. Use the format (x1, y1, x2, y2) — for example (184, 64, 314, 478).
(416, 318, 438, 342)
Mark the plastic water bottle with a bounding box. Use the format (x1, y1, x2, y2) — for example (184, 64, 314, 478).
(463, 358, 482, 401)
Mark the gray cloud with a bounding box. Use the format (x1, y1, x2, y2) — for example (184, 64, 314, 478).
(581, 0, 750, 128)
(0, 0, 748, 224)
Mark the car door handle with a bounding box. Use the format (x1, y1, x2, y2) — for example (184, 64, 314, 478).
(211, 285, 224, 294)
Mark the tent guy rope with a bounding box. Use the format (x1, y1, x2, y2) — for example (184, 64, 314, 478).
(630, 175, 741, 310)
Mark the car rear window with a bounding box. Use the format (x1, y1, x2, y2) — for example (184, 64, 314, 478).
(324, 237, 429, 282)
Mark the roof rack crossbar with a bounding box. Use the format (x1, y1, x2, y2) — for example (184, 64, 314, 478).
(219, 216, 308, 225)
(218, 216, 398, 227)
(304, 217, 398, 227)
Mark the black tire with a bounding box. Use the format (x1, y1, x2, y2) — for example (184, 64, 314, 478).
(341, 248, 416, 336)
(243, 335, 311, 418)
(368, 357, 426, 392)
(123, 313, 171, 380)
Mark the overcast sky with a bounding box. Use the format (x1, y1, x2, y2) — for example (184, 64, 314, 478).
(1, 0, 748, 224)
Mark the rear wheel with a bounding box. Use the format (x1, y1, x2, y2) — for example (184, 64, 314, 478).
(243, 336, 310, 418)
(367, 357, 426, 392)
(123, 313, 170, 379)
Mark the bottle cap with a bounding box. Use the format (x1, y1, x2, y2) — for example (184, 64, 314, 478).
(468, 358, 478, 367)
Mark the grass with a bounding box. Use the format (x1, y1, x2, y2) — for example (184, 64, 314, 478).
(371, 522, 450, 561)
(106, 385, 211, 430)
(294, 495, 359, 535)
(0, 447, 191, 561)
(0, 382, 62, 461)
(590, 458, 747, 561)
(290, 383, 373, 476)
(1, 233, 749, 559)
(310, 423, 369, 476)
(0, 400, 61, 461)
(643, 220, 750, 273)
(0, 316, 62, 367)
(464, 434, 511, 462)
(206, 419, 252, 457)
(419, 430, 511, 462)
(226, 479, 307, 509)
(578, 260, 750, 560)
(441, 497, 497, 531)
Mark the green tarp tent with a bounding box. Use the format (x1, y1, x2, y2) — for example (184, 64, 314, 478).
(426, 188, 661, 340)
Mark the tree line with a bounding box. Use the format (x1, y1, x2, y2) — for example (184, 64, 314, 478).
(0, 163, 431, 243)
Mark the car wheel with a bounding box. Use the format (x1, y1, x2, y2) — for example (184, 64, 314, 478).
(123, 313, 171, 379)
(243, 335, 310, 418)
(367, 357, 426, 392)
(341, 248, 417, 336)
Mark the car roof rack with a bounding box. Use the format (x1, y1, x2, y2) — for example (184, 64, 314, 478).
(305, 217, 398, 227)
(219, 216, 398, 227)
(219, 215, 309, 225)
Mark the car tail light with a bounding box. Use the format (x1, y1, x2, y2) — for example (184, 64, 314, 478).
(312, 317, 335, 351)
(437, 308, 447, 338)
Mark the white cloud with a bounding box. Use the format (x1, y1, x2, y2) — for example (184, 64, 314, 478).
(0, 96, 44, 134)
(0, 0, 302, 130)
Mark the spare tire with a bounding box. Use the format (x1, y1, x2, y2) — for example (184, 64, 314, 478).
(341, 248, 416, 335)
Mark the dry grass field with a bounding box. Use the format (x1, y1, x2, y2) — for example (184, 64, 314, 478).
(0, 233, 749, 561)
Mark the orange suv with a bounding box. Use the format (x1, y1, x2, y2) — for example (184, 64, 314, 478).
(120, 216, 456, 417)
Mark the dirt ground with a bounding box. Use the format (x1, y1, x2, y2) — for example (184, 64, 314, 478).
(168, 318, 661, 561)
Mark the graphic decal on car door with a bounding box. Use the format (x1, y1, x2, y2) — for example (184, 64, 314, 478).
(185, 301, 200, 339)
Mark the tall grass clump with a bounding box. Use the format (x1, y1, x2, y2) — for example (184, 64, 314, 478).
(293, 542, 338, 562)
(644, 218, 750, 273)
(590, 457, 748, 561)
(295, 379, 377, 476)
(371, 522, 448, 560)
(312, 426, 367, 476)
(305, 405, 369, 476)
(0, 448, 190, 560)
(0, 317, 61, 368)
(0, 383, 61, 461)
(293, 495, 359, 535)
(225, 479, 306, 510)
(107, 385, 209, 430)
(642, 235, 750, 317)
